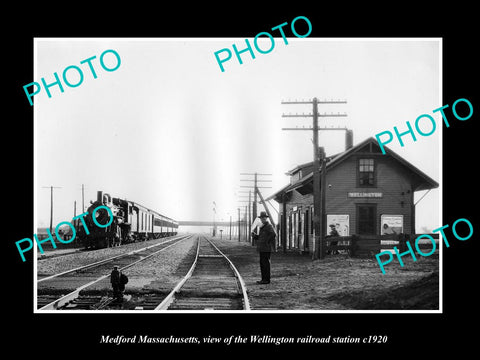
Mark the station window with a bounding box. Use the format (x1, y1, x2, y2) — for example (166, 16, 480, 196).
(358, 158, 375, 186)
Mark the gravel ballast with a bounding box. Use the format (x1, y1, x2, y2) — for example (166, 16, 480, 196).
(36, 234, 192, 276)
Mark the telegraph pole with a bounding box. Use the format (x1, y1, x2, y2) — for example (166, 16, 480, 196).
(248, 190, 251, 242)
(255, 187, 276, 229)
(244, 205, 248, 242)
(281, 98, 347, 260)
(81, 184, 85, 212)
(254, 173, 258, 219)
(212, 201, 216, 237)
(240, 172, 272, 219)
(240, 173, 272, 245)
(42, 186, 62, 233)
(237, 207, 241, 242)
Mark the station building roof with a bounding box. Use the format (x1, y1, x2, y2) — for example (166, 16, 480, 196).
(267, 137, 439, 202)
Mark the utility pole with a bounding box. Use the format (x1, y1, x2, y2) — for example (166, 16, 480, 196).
(238, 190, 253, 243)
(240, 173, 272, 245)
(212, 201, 216, 237)
(81, 184, 85, 212)
(248, 190, 251, 242)
(281, 193, 287, 253)
(42, 186, 62, 233)
(254, 173, 257, 219)
(237, 207, 241, 242)
(229, 215, 232, 240)
(281, 98, 347, 260)
(255, 187, 276, 229)
(240, 173, 272, 218)
(319, 146, 327, 258)
(238, 194, 248, 241)
(254, 186, 278, 251)
(244, 205, 248, 242)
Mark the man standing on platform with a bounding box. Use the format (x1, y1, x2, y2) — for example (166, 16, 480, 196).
(254, 211, 276, 284)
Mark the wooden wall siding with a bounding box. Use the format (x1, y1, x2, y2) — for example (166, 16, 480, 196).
(278, 152, 421, 254)
(326, 154, 414, 235)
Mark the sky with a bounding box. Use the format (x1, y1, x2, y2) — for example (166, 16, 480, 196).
(34, 38, 441, 232)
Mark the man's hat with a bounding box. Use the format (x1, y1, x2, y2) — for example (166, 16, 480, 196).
(259, 211, 268, 218)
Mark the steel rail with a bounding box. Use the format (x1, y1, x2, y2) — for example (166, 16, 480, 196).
(37, 234, 190, 283)
(155, 235, 250, 311)
(154, 236, 201, 310)
(205, 237, 250, 310)
(38, 234, 194, 310)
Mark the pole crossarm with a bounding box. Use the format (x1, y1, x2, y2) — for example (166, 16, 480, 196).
(281, 96, 347, 260)
(282, 126, 349, 131)
(281, 100, 313, 104)
(282, 113, 347, 118)
(240, 172, 273, 244)
(239, 173, 272, 176)
(239, 186, 272, 189)
(281, 99, 347, 104)
(282, 113, 313, 117)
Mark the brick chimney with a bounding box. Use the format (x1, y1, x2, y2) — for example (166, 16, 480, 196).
(345, 129, 353, 150)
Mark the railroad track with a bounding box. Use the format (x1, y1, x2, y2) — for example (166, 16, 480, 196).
(155, 236, 250, 311)
(37, 234, 193, 310)
(37, 249, 82, 261)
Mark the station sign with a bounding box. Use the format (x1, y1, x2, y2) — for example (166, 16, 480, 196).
(347, 192, 383, 198)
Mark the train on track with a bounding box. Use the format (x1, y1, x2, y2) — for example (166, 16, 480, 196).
(74, 191, 178, 249)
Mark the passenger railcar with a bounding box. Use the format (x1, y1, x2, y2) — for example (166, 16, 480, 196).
(76, 190, 178, 249)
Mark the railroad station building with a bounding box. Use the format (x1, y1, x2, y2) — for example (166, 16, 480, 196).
(267, 135, 439, 254)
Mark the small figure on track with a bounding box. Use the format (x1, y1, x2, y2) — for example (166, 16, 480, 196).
(253, 212, 276, 285)
(110, 265, 125, 301)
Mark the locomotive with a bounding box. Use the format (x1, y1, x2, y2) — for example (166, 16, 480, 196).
(75, 190, 178, 249)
